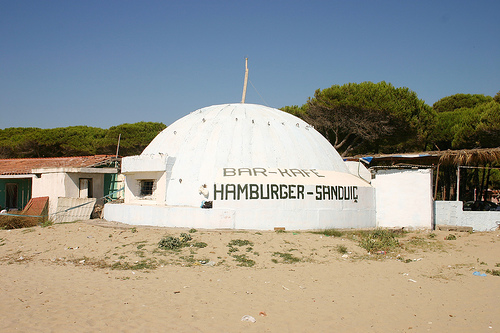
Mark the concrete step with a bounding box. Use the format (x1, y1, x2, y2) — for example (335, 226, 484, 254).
(436, 225, 473, 232)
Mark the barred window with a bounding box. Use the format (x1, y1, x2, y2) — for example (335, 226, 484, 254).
(140, 180, 154, 196)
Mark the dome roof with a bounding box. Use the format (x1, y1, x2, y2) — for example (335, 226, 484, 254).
(108, 103, 376, 230)
(142, 103, 348, 179)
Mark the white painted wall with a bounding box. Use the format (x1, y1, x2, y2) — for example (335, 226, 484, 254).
(372, 168, 433, 229)
(32, 172, 67, 217)
(65, 172, 105, 199)
(435, 201, 500, 231)
(124, 171, 166, 205)
(122, 154, 174, 205)
(105, 168, 377, 230)
(104, 202, 375, 230)
(32, 168, 116, 217)
(345, 161, 372, 183)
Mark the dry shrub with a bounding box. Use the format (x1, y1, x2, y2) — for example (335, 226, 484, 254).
(350, 228, 402, 253)
(0, 215, 41, 229)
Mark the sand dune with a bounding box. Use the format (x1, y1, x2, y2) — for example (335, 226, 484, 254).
(1, 220, 499, 332)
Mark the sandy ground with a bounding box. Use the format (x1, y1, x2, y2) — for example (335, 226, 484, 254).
(0, 220, 499, 333)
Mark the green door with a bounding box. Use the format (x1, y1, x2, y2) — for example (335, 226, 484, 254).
(0, 178, 32, 211)
(104, 174, 121, 200)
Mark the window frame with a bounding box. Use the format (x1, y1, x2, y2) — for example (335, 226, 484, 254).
(139, 179, 155, 197)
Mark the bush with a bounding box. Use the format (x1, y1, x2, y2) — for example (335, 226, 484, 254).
(158, 236, 182, 250)
(356, 229, 401, 253)
(486, 269, 500, 276)
(336, 245, 348, 254)
(179, 233, 192, 242)
(0, 215, 41, 229)
(158, 233, 195, 250)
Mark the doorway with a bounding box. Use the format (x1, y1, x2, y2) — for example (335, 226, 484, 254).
(79, 178, 93, 198)
(6, 183, 18, 209)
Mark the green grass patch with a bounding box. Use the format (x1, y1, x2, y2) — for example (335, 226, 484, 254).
(232, 254, 255, 267)
(226, 239, 257, 266)
(228, 239, 254, 247)
(41, 220, 54, 228)
(349, 229, 402, 253)
(179, 233, 192, 242)
(112, 259, 157, 270)
(227, 239, 254, 255)
(336, 245, 348, 254)
(227, 246, 239, 253)
(397, 256, 414, 263)
(178, 255, 211, 266)
(445, 234, 457, 240)
(405, 237, 428, 247)
(310, 229, 344, 237)
(486, 269, 500, 276)
(272, 251, 301, 264)
(403, 236, 445, 253)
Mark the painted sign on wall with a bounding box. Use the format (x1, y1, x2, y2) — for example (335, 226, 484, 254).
(214, 168, 364, 202)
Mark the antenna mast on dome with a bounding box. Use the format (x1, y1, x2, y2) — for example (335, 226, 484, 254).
(241, 58, 249, 103)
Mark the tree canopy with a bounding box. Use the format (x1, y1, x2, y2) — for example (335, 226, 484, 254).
(283, 81, 435, 156)
(432, 93, 493, 113)
(282, 86, 500, 156)
(429, 96, 500, 150)
(0, 122, 166, 159)
(2, 88, 499, 160)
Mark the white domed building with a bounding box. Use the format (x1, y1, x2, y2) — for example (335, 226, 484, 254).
(104, 103, 376, 230)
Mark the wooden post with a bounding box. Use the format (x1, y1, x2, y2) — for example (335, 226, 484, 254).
(241, 58, 249, 103)
(434, 163, 440, 200)
(115, 133, 121, 158)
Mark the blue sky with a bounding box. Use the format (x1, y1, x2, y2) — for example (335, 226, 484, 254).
(1, 0, 499, 129)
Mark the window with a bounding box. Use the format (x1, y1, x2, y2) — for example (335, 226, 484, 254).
(140, 180, 154, 196)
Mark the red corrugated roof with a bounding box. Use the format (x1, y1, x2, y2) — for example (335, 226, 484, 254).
(0, 155, 117, 175)
(22, 196, 49, 217)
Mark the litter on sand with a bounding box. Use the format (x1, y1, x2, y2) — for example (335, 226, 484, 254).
(241, 315, 256, 323)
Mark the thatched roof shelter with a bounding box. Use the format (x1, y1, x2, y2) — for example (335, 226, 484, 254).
(349, 147, 500, 167)
(438, 148, 500, 166)
(348, 147, 500, 202)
